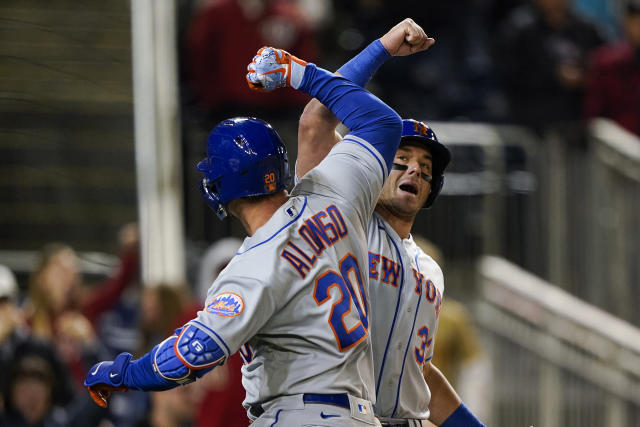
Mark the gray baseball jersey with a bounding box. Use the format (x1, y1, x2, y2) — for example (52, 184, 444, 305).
(366, 212, 444, 420)
(188, 134, 387, 415)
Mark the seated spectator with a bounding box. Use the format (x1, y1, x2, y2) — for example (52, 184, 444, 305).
(494, 0, 605, 128)
(23, 225, 139, 390)
(4, 354, 65, 426)
(0, 264, 29, 413)
(1, 340, 76, 427)
(584, 1, 640, 136)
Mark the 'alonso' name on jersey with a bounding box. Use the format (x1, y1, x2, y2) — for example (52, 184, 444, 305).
(280, 204, 349, 278)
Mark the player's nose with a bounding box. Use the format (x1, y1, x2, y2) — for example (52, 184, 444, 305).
(405, 159, 421, 175)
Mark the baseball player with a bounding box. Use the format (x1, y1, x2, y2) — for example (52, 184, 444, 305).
(296, 19, 485, 427)
(84, 37, 433, 425)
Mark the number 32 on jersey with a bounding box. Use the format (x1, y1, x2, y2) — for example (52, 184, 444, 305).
(415, 325, 433, 365)
(314, 253, 369, 351)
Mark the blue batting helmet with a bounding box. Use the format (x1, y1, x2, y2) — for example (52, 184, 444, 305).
(197, 117, 291, 219)
(400, 119, 451, 208)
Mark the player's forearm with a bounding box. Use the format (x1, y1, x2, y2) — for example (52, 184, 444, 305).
(337, 39, 391, 87)
(425, 363, 485, 426)
(424, 363, 462, 424)
(297, 98, 342, 178)
(297, 64, 402, 168)
(297, 40, 391, 178)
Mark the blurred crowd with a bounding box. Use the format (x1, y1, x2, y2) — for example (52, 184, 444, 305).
(0, 224, 247, 427)
(179, 0, 640, 136)
(177, 0, 640, 243)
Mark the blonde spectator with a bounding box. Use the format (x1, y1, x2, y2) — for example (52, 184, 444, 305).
(24, 225, 139, 389)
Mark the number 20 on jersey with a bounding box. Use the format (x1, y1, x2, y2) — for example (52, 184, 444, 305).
(314, 253, 369, 351)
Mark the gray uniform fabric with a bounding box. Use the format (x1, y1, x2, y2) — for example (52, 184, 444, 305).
(367, 213, 444, 420)
(189, 135, 387, 425)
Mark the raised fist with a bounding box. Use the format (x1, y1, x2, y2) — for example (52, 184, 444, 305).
(380, 18, 434, 57)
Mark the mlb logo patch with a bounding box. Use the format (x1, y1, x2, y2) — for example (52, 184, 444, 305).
(207, 292, 244, 317)
(286, 206, 297, 217)
(357, 403, 368, 415)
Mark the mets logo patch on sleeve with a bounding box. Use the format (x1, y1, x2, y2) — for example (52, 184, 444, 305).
(206, 292, 244, 317)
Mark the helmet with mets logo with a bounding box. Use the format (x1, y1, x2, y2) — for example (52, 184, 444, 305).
(197, 117, 291, 219)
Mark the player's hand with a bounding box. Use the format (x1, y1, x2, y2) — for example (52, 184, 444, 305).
(87, 384, 129, 408)
(246, 46, 307, 92)
(380, 18, 434, 57)
(84, 353, 132, 408)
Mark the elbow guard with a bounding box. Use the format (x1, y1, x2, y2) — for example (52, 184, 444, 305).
(153, 324, 226, 384)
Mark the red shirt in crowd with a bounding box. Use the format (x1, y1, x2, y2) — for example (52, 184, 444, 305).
(184, 0, 317, 112)
(584, 41, 640, 135)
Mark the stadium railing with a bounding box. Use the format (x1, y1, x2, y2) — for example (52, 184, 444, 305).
(477, 255, 640, 427)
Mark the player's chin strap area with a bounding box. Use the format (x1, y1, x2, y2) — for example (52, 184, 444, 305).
(391, 163, 432, 183)
(199, 178, 228, 220)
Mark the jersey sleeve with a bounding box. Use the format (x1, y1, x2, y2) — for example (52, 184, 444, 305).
(297, 64, 401, 171)
(292, 133, 387, 224)
(187, 273, 277, 358)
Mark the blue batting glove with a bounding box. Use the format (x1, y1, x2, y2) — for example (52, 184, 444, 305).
(84, 352, 132, 408)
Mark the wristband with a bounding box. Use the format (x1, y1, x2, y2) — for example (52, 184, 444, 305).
(441, 402, 485, 427)
(337, 39, 391, 87)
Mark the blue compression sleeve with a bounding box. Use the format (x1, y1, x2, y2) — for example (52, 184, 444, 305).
(337, 39, 391, 87)
(298, 64, 401, 171)
(440, 402, 485, 427)
(125, 350, 177, 391)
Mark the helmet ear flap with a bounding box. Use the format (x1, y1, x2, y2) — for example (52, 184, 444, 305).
(425, 175, 444, 209)
(199, 178, 227, 219)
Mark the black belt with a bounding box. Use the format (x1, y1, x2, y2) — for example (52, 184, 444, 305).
(377, 417, 414, 426)
(249, 393, 350, 418)
(303, 393, 350, 408)
(378, 419, 420, 426)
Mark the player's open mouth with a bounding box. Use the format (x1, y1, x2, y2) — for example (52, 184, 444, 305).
(399, 183, 418, 195)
